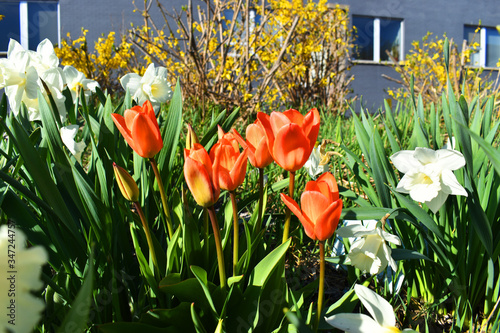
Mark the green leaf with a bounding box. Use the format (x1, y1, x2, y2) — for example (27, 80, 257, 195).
(190, 303, 208, 333)
(158, 81, 183, 174)
(248, 238, 291, 287)
(190, 266, 218, 316)
(57, 257, 94, 333)
(391, 248, 430, 261)
(140, 303, 193, 332)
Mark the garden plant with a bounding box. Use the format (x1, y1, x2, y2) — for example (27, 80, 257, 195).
(0, 7, 500, 333)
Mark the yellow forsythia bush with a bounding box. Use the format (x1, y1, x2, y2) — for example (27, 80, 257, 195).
(386, 32, 500, 104)
(55, 29, 142, 92)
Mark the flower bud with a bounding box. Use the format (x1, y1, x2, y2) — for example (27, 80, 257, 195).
(186, 123, 200, 150)
(113, 162, 139, 202)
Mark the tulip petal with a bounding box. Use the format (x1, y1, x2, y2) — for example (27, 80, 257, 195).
(283, 109, 304, 126)
(354, 284, 396, 328)
(302, 108, 320, 152)
(130, 112, 163, 158)
(390, 150, 422, 173)
(273, 123, 310, 172)
(124, 107, 140, 130)
(325, 313, 388, 333)
(281, 193, 316, 240)
(228, 148, 248, 191)
(184, 155, 217, 207)
(270, 111, 292, 134)
(301, 191, 330, 225)
(111, 113, 136, 152)
(314, 199, 342, 241)
(257, 112, 276, 159)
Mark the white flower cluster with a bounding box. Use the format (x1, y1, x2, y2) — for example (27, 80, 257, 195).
(0, 38, 99, 122)
(0, 225, 48, 333)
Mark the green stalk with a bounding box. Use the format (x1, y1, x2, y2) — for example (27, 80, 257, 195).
(207, 205, 227, 290)
(203, 208, 209, 265)
(256, 167, 264, 234)
(315, 241, 326, 332)
(282, 171, 295, 244)
(133, 201, 160, 278)
(149, 157, 174, 238)
(230, 191, 239, 276)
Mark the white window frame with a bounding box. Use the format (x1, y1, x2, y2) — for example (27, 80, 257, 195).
(467, 26, 498, 68)
(1, 0, 60, 53)
(353, 16, 404, 63)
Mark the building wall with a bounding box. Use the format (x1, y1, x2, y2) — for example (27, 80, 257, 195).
(337, 0, 500, 109)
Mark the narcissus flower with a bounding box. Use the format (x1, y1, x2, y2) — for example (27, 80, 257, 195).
(120, 63, 173, 113)
(62, 65, 99, 102)
(1, 225, 48, 333)
(325, 284, 418, 333)
(281, 172, 342, 241)
(232, 120, 273, 169)
(210, 126, 248, 192)
(60, 125, 86, 164)
(257, 108, 320, 172)
(184, 143, 221, 207)
(111, 100, 163, 158)
(390, 147, 467, 213)
(336, 223, 401, 275)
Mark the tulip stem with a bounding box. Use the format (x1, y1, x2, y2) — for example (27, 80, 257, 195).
(256, 167, 264, 234)
(207, 205, 227, 290)
(150, 158, 174, 239)
(282, 171, 295, 244)
(315, 241, 326, 332)
(203, 208, 210, 265)
(133, 201, 160, 278)
(230, 191, 239, 276)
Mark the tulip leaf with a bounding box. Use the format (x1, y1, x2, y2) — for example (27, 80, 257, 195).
(57, 257, 94, 333)
(190, 265, 219, 317)
(139, 303, 193, 332)
(248, 238, 291, 287)
(340, 207, 393, 220)
(190, 303, 208, 333)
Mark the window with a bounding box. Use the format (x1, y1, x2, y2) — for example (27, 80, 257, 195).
(464, 25, 500, 68)
(352, 15, 403, 62)
(0, 1, 59, 54)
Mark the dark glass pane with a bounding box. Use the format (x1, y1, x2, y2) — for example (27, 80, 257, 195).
(464, 25, 480, 66)
(27, 2, 58, 50)
(380, 19, 401, 61)
(353, 16, 373, 60)
(486, 27, 500, 67)
(0, 3, 21, 52)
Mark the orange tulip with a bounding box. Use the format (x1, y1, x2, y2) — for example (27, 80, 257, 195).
(111, 100, 163, 158)
(280, 172, 342, 241)
(257, 108, 320, 172)
(210, 126, 248, 192)
(184, 143, 221, 207)
(232, 120, 273, 169)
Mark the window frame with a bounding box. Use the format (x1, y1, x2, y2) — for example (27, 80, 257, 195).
(352, 15, 404, 64)
(0, 0, 60, 55)
(464, 25, 500, 68)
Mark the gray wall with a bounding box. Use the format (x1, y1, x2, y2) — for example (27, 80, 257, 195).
(338, 0, 500, 109)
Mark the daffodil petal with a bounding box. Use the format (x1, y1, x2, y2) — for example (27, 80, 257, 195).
(441, 169, 468, 196)
(355, 284, 397, 328)
(390, 150, 422, 173)
(435, 149, 466, 170)
(325, 313, 389, 333)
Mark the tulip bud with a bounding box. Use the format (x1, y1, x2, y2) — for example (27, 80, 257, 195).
(186, 123, 200, 150)
(113, 162, 139, 202)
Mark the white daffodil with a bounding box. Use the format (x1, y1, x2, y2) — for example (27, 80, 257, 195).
(336, 223, 401, 275)
(325, 284, 418, 333)
(120, 63, 173, 113)
(390, 147, 467, 213)
(1, 225, 48, 333)
(28, 38, 60, 74)
(303, 140, 339, 179)
(1, 40, 39, 115)
(62, 65, 99, 102)
(60, 125, 86, 163)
